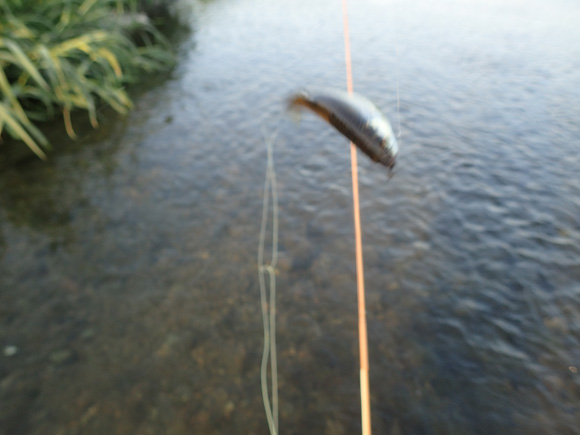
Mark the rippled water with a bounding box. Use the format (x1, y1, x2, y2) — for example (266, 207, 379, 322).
(1, 0, 580, 433)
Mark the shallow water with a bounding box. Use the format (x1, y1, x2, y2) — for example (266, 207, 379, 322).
(1, 0, 580, 433)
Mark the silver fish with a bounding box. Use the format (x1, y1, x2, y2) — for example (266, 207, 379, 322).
(289, 88, 399, 171)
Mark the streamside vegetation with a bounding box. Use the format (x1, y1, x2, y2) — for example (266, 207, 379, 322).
(0, 0, 176, 159)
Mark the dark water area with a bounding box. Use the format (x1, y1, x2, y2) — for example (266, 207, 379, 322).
(1, 0, 580, 433)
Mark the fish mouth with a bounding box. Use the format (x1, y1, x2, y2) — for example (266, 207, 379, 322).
(377, 149, 396, 170)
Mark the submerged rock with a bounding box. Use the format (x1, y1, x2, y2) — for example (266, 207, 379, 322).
(49, 349, 74, 365)
(3, 345, 18, 357)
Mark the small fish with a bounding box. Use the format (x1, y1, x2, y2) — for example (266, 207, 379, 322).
(289, 88, 399, 172)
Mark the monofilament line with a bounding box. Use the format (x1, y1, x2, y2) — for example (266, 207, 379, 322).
(394, 0, 402, 141)
(257, 130, 279, 435)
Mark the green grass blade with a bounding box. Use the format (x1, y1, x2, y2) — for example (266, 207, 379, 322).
(0, 102, 47, 159)
(1, 37, 50, 91)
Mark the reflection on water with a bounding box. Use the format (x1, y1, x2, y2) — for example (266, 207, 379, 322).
(1, 0, 580, 433)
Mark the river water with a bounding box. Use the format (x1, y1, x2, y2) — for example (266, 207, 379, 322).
(1, 0, 580, 433)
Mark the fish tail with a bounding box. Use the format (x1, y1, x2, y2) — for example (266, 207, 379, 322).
(287, 93, 311, 110)
(288, 92, 331, 123)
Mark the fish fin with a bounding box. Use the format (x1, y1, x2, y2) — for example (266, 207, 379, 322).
(290, 109, 302, 124)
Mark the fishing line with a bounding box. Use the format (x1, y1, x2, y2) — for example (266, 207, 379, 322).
(257, 129, 279, 435)
(341, 0, 372, 433)
(394, 0, 402, 141)
(256, 0, 402, 432)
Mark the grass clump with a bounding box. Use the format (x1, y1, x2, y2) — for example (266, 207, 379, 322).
(0, 0, 176, 158)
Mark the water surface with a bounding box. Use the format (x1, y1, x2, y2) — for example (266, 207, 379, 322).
(1, 0, 580, 433)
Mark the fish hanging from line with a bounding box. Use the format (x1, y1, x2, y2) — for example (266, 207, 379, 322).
(288, 88, 399, 173)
